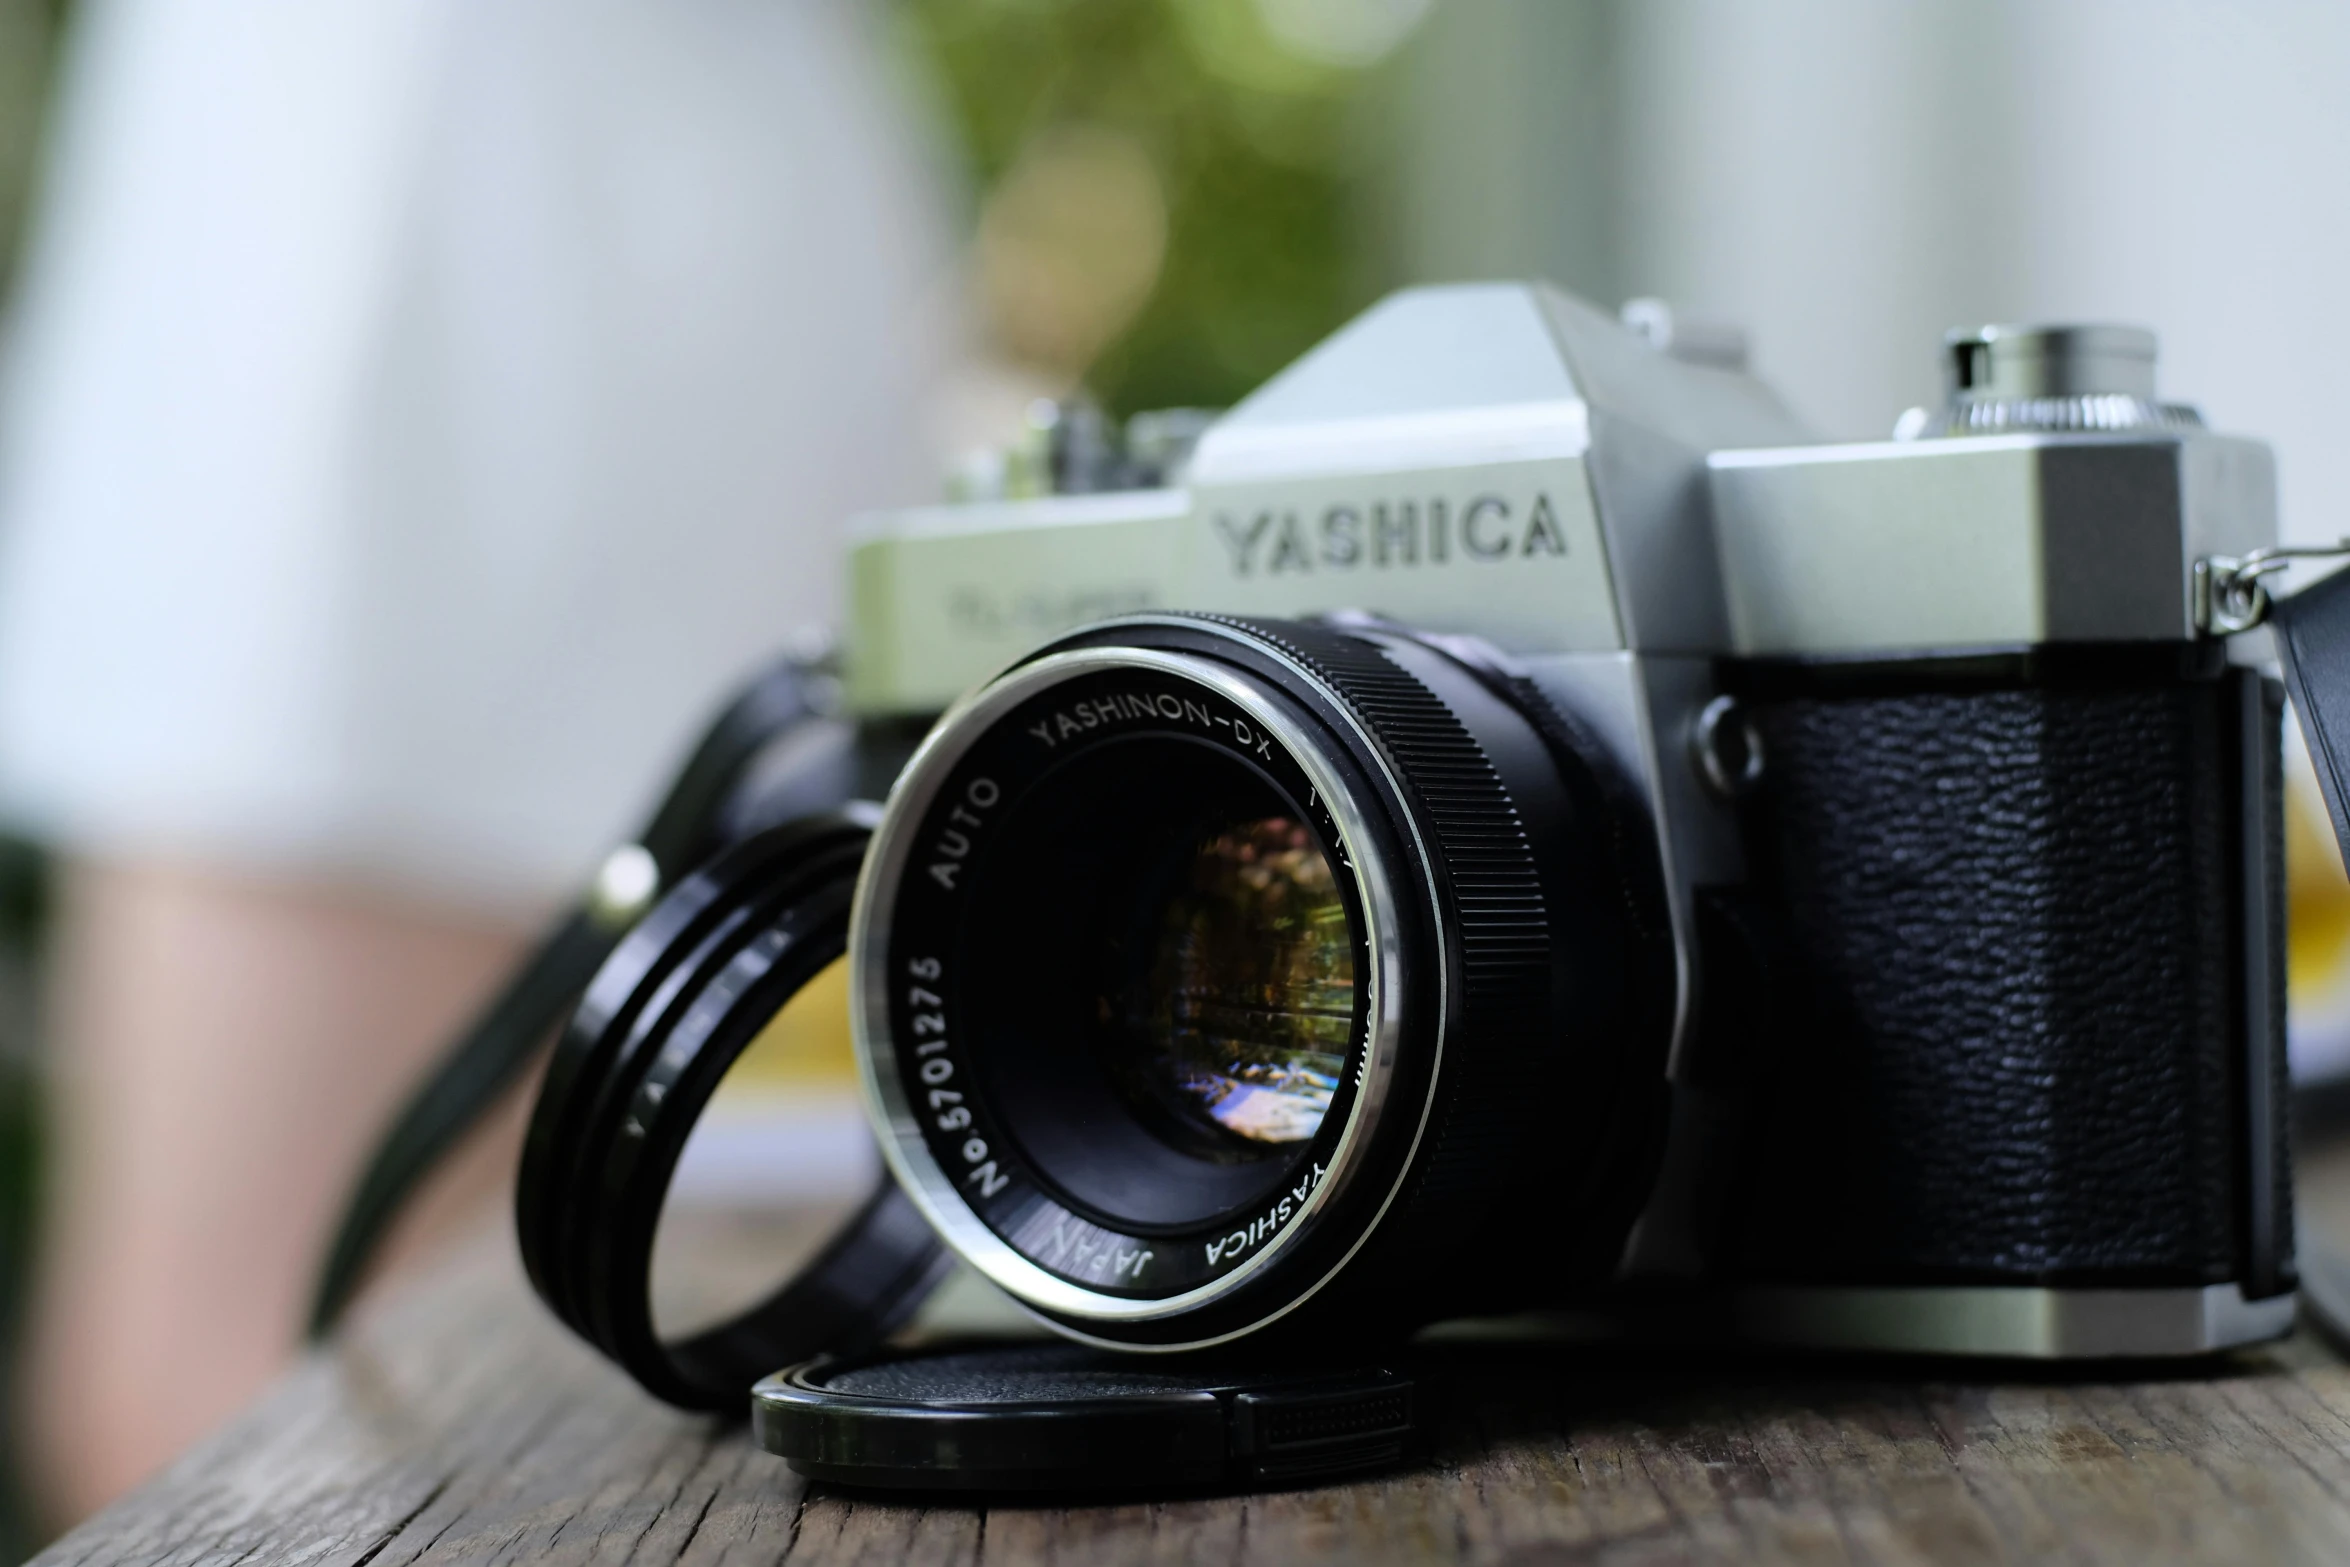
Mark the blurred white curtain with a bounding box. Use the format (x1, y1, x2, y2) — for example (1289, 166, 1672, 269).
(1392, 0, 2350, 1071)
(0, 0, 957, 912)
(1398, 0, 2350, 520)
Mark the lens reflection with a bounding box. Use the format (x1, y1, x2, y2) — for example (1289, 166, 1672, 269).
(1126, 816, 1352, 1150)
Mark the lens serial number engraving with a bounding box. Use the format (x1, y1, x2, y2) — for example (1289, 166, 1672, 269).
(902, 955, 1006, 1197)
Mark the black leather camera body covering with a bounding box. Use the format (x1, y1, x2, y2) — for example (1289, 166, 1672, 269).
(1724, 642, 2293, 1302)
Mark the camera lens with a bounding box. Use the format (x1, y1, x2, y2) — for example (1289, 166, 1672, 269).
(1118, 813, 1350, 1153)
(852, 614, 1674, 1349)
(945, 722, 1360, 1235)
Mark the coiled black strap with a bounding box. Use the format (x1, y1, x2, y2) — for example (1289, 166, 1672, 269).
(308, 653, 836, 1338)
(516, 815, 946, 1409)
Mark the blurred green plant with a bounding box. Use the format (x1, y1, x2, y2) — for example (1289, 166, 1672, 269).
(0, 0, 67, 297)
(0, 5, 67, 1554)
(895, 0, 1425, 416)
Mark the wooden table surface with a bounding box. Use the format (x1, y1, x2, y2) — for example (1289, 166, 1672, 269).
(35, 1148, 2350, 1567)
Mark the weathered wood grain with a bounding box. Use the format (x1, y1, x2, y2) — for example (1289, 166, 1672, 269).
(36, 1187, 2350, 1566)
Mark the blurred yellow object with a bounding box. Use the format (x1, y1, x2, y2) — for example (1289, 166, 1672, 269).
(2290, 769, 2350, 1015)
(723, 957, 858, 1089)
(978, 125, 1167, 382)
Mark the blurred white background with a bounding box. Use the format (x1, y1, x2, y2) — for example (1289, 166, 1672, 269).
(1, 0, 2348, 1545)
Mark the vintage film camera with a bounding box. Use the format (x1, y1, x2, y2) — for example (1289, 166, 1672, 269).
(336, 282, 2340, 1489)
(837, 283, 2294, 1362)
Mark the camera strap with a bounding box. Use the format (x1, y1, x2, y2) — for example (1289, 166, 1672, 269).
(2169, 548, 2350, 1351)
(2257, 554, 2350, 875)
(307, 651, 847, 1338)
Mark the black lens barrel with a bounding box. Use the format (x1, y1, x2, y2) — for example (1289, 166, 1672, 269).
(858, 613, 1675, 1345)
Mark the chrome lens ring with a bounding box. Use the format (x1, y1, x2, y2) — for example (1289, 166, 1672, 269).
(850, 639, 1426, 1345)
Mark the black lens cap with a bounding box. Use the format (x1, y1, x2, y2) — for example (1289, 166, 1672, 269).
(752, 1341, 1420, 1493)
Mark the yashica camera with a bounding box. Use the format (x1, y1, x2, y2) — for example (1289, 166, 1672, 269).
(830, 282, 2295, 1360)
(496, 282, 2306, 1453)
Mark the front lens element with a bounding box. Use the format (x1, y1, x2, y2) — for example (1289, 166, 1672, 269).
(1128, 816, 1350, 1149)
